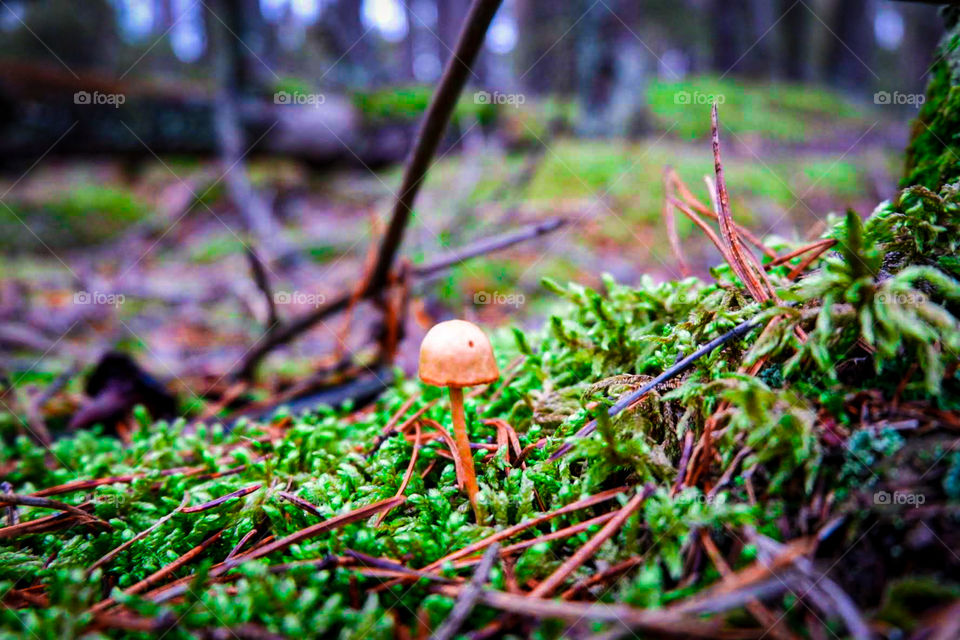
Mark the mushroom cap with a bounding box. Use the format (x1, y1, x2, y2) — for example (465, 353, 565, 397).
(419, 320, 499, 388)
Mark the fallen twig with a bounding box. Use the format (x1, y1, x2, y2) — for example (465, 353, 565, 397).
(277, 492, 324, 518)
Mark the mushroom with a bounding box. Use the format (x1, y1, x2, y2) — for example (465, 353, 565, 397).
(419, 320, 499, 521)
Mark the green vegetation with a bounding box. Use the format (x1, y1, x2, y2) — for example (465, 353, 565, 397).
(1, 185, 149, 250)
(2, 176, 958, 637)
(351, 85, 497, 127)
(647, 75, 872, 143)
(904, 13, 960, 190)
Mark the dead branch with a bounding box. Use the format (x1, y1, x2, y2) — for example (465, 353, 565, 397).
(365, 0, 506, 293)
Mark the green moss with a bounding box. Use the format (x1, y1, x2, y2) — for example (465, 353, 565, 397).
(903, 27, 960, 189)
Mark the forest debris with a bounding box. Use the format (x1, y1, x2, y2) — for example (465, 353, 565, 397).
(68, 352, 176, 432)
(529, 484, 653, 597)
(89, 528, 226, 614)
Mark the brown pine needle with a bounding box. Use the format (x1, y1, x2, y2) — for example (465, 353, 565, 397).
(277, 492, 324, 518)
(529, 485, 653, 597)
(765, 238, 836, 269)
(452, 512, 617, 569)
(668, 168, 776, 259)
(89, 528, 226, 614)
(86, 494, 190, 576)
(663, 167, 691, 277)
(375, 421, 422, 527)
(225, 496, 405, 567)
(700, 531, 798, 640)
(0, 493, 113, 530)
(181, 483, 262, 514)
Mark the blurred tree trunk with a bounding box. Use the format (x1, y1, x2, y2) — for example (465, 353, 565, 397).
(437, 0, 470, 59)
(330, 0, 372, 85)
(778, 0, 810, 81)
(709, 0, 741, 73)
(516, 0, 577, 95)
(402, 1, 416, 80)
(823, 0, 875, 91)
(740, 0, 774, 77)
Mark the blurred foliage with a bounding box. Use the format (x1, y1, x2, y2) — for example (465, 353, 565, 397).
(647, 76, 870, 143)
(1, 185, 149, 250)
(351, 85, 497, 127)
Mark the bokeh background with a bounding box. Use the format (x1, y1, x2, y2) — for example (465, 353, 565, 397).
(0, 0, 944, 392)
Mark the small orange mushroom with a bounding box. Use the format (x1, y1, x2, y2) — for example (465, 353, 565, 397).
(419, 320, 499, 522)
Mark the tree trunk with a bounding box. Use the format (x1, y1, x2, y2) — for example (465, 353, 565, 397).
(822, 0, 874, 91)
(778, 0, 810, 81)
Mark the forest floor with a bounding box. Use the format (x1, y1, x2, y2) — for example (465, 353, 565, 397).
(1, 78, 907, 396)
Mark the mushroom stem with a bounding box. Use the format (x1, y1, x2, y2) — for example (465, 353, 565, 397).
(448, 387, 481, 521)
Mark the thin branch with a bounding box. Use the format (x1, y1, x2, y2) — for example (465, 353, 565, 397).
(245, 247, 277, 329)
(0, 493, 112, 530)
(413, 217, 565, 278)
(365, 0, 506, 293)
